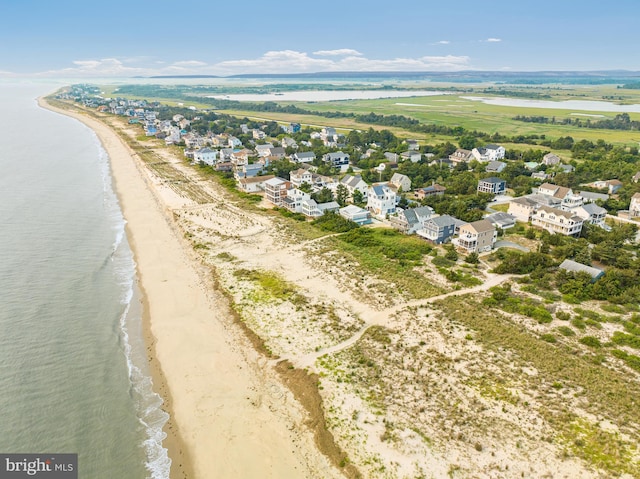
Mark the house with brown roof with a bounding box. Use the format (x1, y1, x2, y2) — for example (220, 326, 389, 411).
(453, 219, 497, 253)
(536, 183, 583, 210)
(415, 184, 446, 200)
(449, 148, 473, 165)
(531, 205, 583, 237)
(508, 196, 539, 222)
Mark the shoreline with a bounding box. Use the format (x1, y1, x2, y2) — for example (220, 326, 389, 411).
(39, 96, 341, 478)
(39, 96, 193, 479)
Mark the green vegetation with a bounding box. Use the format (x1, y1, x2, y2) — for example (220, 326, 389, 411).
(312, 211, 360, 232)
(483, 284, 553, 324)
(320, 229, 443, 300)
(436, 296, 640, 476)
(233, 269, 306, 305)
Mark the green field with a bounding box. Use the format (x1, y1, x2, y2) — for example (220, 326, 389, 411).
(101, 82, 640, 147)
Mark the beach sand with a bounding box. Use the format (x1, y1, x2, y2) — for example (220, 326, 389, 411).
(40, 98, 340, 479)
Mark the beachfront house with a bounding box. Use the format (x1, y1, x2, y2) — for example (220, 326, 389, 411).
(390, 206, 435, 234)
(237, 175, 275, 193)
(193, 147, 217, 166)
(264, 177, 291, 206)
(366, 184, 397, 218)
(339, 205, 371, 225)
(453, 219, 497, 253)
(417, 215, 463, 244)
(301, 199, 340, 218)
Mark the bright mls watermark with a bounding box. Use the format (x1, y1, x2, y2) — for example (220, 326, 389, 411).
(0, 454, 77, 478)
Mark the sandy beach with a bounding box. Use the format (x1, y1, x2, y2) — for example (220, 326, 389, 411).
(40, 98, 341, 479)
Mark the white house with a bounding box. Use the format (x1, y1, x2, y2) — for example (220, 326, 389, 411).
(237, 175, 275, 193)
(323, 151, 350, 170)
(536, 183, 583, 210)
(301, 199, 340, 218)
(255, 143, 274, 157)
(228, 136, 243, 148)
(193, 147, 218, 166)
(574, 203, 607, 228)
(531, 205, 583, 237)
(282, 189, 312, 213)
(367, 184, 397, 217)
(339, 205, 371, 225)
(289, 168, 313, 188)
(292, 151, 316, 163)
(472, 144, 505, 162)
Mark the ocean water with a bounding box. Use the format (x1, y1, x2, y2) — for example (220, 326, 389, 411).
(0, 82, 170, 478)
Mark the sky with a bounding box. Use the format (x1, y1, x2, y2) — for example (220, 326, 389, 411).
(1, 0, 639, 77)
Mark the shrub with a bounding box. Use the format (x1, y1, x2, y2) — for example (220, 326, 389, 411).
(557, 326, 575, 337)
(312, 211, 359, 232)
(611, 332, 640, 349)
(571, 318, 586, 330)
(556, 311, 571, 321)
(541, 333, 557, 343)
(579, 336, 602, 348)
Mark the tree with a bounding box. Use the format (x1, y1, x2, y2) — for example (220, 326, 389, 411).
(465, 252, 480, 264)
(444, 246, 458, 262)
(352, 189, 365, 206)
(299, 182, 313, 194)
(312, 187, 334, 204)
(459, 135, 478, 150)
(336, 184, 349, 206)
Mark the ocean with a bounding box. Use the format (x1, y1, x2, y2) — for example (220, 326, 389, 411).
(0, 82, 170, 478)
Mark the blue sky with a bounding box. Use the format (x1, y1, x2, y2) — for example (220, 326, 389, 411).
(1, 0, 639, 77)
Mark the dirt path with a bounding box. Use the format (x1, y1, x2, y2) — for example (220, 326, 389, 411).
(294, 272, 514, 368)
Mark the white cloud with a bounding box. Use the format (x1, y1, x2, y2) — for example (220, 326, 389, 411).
(313, 49, 363, 57)
(172, 60, 208, 67)
(35, 50, 474, 77)
(435, 40, 450, 45)
(486, 38, 502, 42)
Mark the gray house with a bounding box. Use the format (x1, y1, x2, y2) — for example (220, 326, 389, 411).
(559, 259, 604, 282)
(477, 177, 507, 195)
(417, 214, 464, 244)
(390, 206, 434, 234)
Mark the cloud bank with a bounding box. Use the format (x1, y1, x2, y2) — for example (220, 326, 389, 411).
(36, 49, 474, 77)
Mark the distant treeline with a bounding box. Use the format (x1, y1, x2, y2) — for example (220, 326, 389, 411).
(513, 113, 640, 131)
(620, 83, 640, 89)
